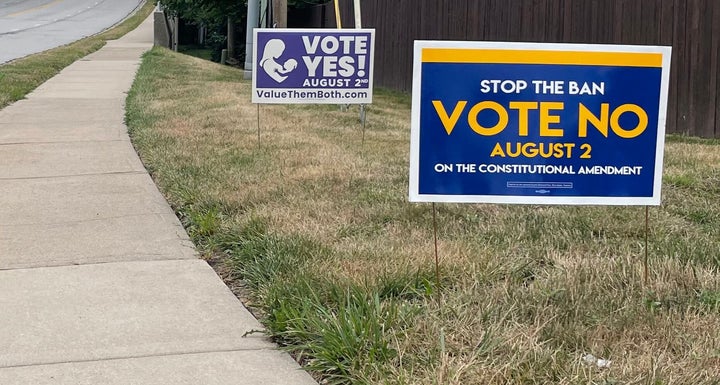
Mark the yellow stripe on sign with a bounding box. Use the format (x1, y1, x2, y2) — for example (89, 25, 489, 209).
(422, 48, 663, 68)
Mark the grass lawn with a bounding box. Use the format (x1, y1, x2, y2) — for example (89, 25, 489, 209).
(126, 47, 720, 385)
(0, 1, 155, 110)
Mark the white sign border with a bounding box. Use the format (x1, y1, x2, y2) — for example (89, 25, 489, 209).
(409, 40, 672, 206)
(252, 28, 376, 105)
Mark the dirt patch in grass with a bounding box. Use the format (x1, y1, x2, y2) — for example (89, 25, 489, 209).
(127, 47, 720, 384)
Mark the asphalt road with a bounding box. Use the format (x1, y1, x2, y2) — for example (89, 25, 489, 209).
(0, 0, 144, 64)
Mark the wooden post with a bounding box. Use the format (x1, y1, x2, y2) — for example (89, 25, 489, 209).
(333, 0, 342, 28)
(354, 0, 366, 124)
(333, 0, 345, 111)
(172, 16, 179, 51)
(353, 0, 362, 28)
(227, 17, 236, 58)
(272, 0, 287, 28)
(220, 49, 228, 65)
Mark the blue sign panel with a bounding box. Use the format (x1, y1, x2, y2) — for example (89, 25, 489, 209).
(409, 42, 672, 205)
(252, 28, 375, 104)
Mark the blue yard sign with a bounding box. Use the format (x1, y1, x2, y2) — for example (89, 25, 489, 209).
(252, 28, 375, 104)
(409, 41, 672, 205)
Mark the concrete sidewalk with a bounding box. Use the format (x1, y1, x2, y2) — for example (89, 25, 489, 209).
(0, 15, 317, 385)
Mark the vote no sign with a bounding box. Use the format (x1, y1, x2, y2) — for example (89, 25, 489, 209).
(252, 29, 375, 104)
(409, 41, 672, 205)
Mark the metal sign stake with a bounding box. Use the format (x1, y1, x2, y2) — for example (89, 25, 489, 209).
(432, 203, 441, 298)
(644, 206, 650, 286)
(256, 104, 261, 148)
(361, 104, 367, 148)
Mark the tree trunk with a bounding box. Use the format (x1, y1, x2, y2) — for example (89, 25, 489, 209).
(272, 0, 287, 28)
(172, 16, 179, 51)
(227, 17, 236, 58)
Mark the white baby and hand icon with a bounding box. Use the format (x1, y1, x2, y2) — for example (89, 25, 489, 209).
(260, 39, 297, 83)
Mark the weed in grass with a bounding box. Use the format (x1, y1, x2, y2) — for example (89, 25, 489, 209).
(664, 174, 696, 188)
(228, 232, 327, 291)
(697, 290, 720, 311)
(280, 289, 407, 384)
(219, 221, 424, 383)
(186, 204, 223, 238)
(373, 269, 437, 300)
(686, 209, 716, 225)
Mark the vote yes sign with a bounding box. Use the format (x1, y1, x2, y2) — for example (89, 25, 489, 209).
(409, 41, 672, 205)
(252, 29, 375, 104)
